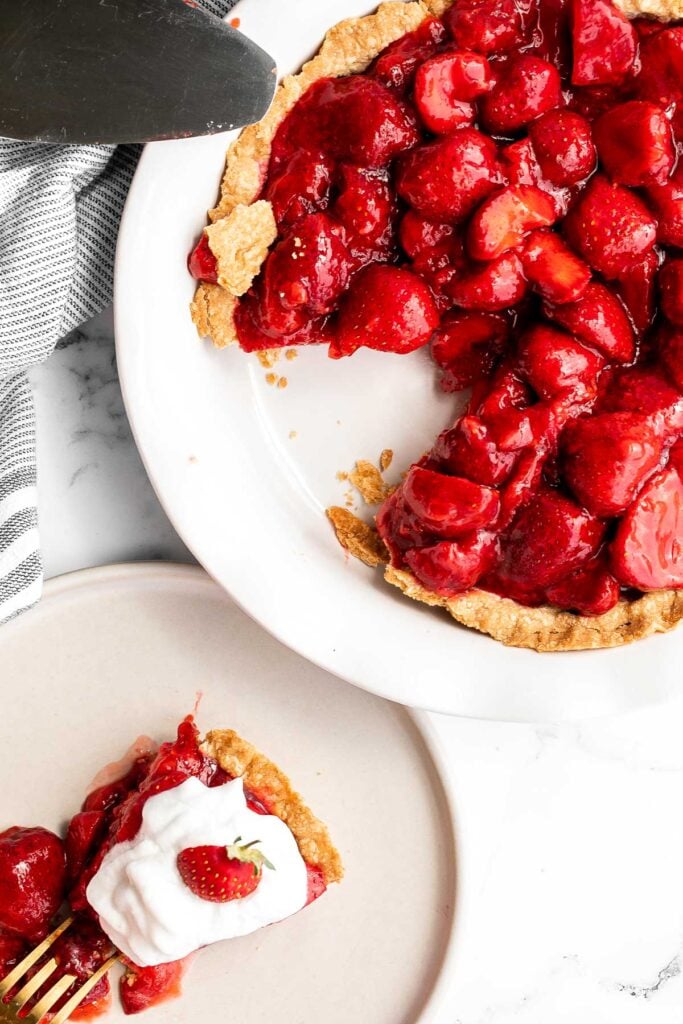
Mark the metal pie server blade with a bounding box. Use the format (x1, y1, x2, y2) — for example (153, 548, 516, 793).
(0, 0, 276, 144)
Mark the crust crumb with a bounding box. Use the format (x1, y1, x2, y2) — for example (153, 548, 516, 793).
(278, 376, 288, 389)
(257, 349, 280, 369)
(285, 349, 298, 361)
(289, 430, 297, 439)
(349, 459, 392, 505)
(206, 201, 277, 297)
(379, 448, 394, 472)
(265, 373, 277, 386)
(190, 284, 237, 349)
(327, 507, 389, 568)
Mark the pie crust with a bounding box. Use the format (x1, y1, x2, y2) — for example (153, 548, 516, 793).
(191, 0, 683, 651)
(202, 729, 344, 885)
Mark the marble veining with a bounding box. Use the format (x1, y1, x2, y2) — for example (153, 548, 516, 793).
(30, 304, 683, 1023)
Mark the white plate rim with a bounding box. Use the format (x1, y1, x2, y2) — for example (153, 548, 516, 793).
(29, 562, 461, 1023)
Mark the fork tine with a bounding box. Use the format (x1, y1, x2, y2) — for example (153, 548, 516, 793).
(49, 953, 121, 1024)
(0, 917, 73, 999)
(24, 972, 76, 1024)
(9, 959, 61, 1013)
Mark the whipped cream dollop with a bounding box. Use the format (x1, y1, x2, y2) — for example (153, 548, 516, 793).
(87, 776, 308, 966)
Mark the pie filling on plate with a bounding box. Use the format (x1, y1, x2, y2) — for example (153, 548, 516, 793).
(190, 0, 683, 650)
(0, 718, 341, 1017)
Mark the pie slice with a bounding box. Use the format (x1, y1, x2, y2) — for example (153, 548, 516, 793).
(190, 0, 683, 651)
(0, 718, 341, 1017)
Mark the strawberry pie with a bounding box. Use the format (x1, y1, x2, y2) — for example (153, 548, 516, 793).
(0, 718, 341, 1017)
(190, 0, 683, 650)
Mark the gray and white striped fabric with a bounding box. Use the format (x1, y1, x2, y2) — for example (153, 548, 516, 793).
(0, 0, 235, 623)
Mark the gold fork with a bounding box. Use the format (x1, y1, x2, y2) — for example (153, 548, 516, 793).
(0, 917, 120, 1024)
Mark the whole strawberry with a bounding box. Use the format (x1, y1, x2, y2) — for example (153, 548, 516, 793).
(177, 838, 274, 903)
(0, 826, 67, 941)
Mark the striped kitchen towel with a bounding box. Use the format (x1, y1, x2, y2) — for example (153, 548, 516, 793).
(0, 0, 235, 623)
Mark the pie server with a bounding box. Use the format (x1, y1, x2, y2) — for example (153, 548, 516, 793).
(0, 0, 277, 144)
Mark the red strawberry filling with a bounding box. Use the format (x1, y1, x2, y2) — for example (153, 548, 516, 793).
(188, 0, 683, 618)
(1, 720, 326, 1018)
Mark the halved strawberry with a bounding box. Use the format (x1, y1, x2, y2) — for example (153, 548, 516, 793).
(265, 149, 334, 230)
(449, 252, 527, 311)
(611, 466, 683, 590)
(177, 838, 274, 903)
(501, 137, 569, 215)
(517, 324, 604, 401)
(402, 466, 500, 537)
(410, 235, 465, 310)
(431, 310, 509, 391)
(659, 258, 683, 328)
(492, 486, 606, 594)
(496, 448, 548, 531)
(542, 281, 635, 363)
(371, 16, 446, 92)
(120, 961, 186, 1016)
(570, 0, 637, 86)
(399, 211, 455, 260)
(636, 27, 683, 135)
(467, 185, 557, 261)
(404, 532, 497, 595)
(529, 110, 596, 186)
(443, 0, 524, 54)
(395, 128, 502, 222)
(432, 416, 518, 486)
(562, 412, 664, 517)
(545, 555, 620, 616)
(646, 163, 683, 249)
(521, 228, 591, 305)
(331, 264, 439, 357)
(564, 175, 657, 280)
(615, 250, 659, 338)
(414, 50, 492, 135)
(597, 365, 683, 436)
(481, 55, 562, 134)
(187, 234, 218, 284)
(333, 165, 396, 263)
(594, 101, 675, 187)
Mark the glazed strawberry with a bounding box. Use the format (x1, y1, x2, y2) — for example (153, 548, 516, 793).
(480, 55, 562, 134)
(616, 250, 659, 337)
(449, 251, 527, 311)
(404, 532, 497, 596)
(395, 127, 501, 222)
(496, 448, 547, 531)
(399, 211, 455, 260)
(563, 412, 664, 517)
(636, 28, 683, 134)
(659, 327, 683, 391)
(0, 826, 66, 942)
(611, 466, 683, 590)
(402, 465, 500, 537)
(659, 258, 683, 328)
(474, 366, 533, 422)
(42, 920, 114, 1018)
(597, 366, 683, 436)
(331, 264, 439, 357)
(564, 175, 657, 280)
(265, 149, 334, 230)
(647, 164, 683, 249)
(333, 165, 396, 262)
(65, 810, 107, 885)
(371, 17, 446, 92)
(467, 185, 557, 261)
(261, 214, 354, 335)
(570, 0, 637, 86)
(178, 838, 274, 903)
(431, 311, 509, 392)
(542, 281, 635, 363)
(501, 137, 569, 215)
(490, 487, 606, 599)
(414, 50, 491, 134)
(444, 0, 524, 54)
(432, 416, 518, 486)
(521, 229, 591, 305)
(187, 234, 217, 284)
(120, 961, 185, 1016)
(517, 324, 604, 401)
(270, 75, 419, 170)
(545, 556, 620, 616)
(410, 235, 465, 310)
(594, 101, 675, 188)
(529, 110, 596, 186)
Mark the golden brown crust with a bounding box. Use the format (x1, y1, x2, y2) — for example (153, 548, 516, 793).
(206, 201, 277, 297)
(385, 567, 683, 652)
(189, 284, 237, 349)
(327, 506, 389, 567)
(614, 0, 683, 17)
(202, 729, 343, 885)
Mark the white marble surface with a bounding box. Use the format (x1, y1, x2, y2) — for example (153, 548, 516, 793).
(29, 308, 683, 1022)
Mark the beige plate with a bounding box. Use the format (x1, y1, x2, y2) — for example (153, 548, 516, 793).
(1, 563, 458, 1024)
